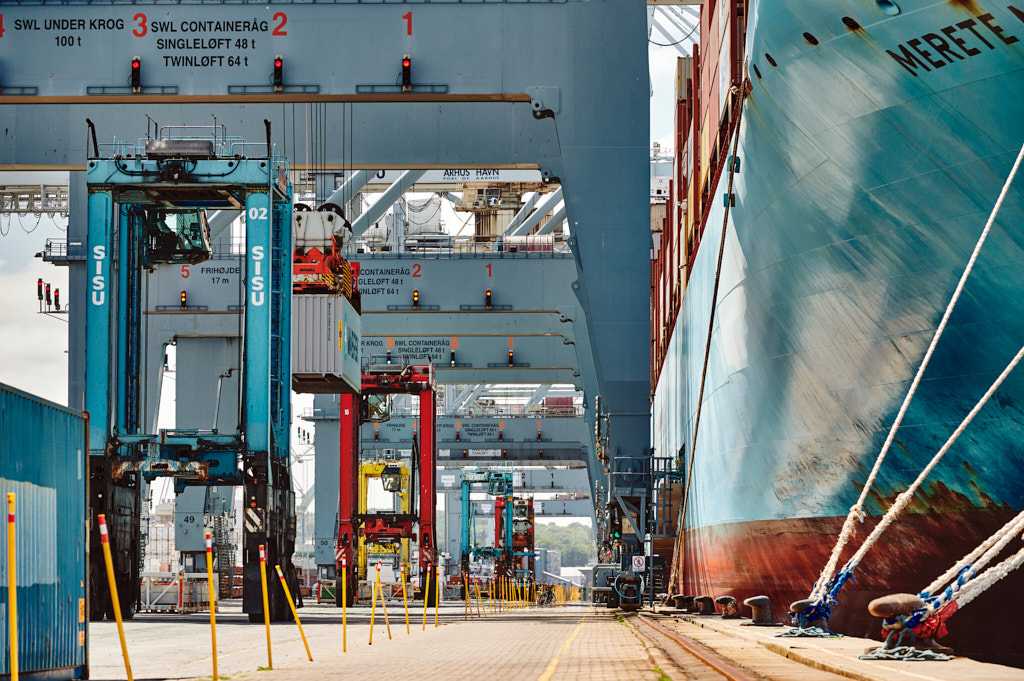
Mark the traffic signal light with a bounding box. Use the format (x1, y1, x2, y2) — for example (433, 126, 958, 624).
(130, 57, 142, 93)
(272, 55, 284, 92)
(401, 55, 412, 93)
(412, 288, 420, 307)
(609, 506, 622, 540)
(54, 288, 61, 312)
(179, 290, 187, 309)
(44, 283, 52, 309)
(484, 288, 493, 309)
(37, 278, 43, 301)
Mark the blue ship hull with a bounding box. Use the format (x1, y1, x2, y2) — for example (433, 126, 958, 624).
(655, 0, 1024, 662)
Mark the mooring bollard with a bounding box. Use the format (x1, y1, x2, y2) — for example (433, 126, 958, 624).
(716, 595, 740, 619)
(205, 532, 219, 681)
(275, 564, 313, 661)
(743, 595, 775, 625)
(258, 545, 273, 669)
(97, 513, 133, 681)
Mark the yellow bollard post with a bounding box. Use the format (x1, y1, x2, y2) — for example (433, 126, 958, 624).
(204, 531, 219, 681)
(421, 563, 431, 631)
(257, 545, 273, 670)
(274, 565, 313, 661)
(400, 565, 411, 635)
(6, 493, 18, 681)
(368, 562, 378, 645)
(341, 558, 348, 653)
(434, 565, 441, 628)
(474, 581, 483, 618)
(97, 514, 133, 681)
(375, 562, 392, 640)
(463, 574, 470, 620)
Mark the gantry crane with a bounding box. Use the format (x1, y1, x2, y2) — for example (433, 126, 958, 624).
(459, 471, 513, 577)
(336, 364, 437, 605)
(83, 120, 301, 622)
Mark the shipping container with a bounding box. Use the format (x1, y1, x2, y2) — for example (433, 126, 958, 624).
(0, 384, 88, 680)
(291, 294, 361, 394)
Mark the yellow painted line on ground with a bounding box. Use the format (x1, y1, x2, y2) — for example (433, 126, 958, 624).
(537, 618, 585, 681)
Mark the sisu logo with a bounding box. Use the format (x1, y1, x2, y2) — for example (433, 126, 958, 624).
(91, 246, 106, 305)
(250, 245, 266, 306)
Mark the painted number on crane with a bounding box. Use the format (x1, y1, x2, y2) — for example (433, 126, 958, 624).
(132, 12, 147, 37)
(272, 12, 288, 36)
(403, 11, 413, 36)
(248, 206, 268, 221)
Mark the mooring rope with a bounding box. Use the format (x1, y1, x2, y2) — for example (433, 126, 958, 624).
(921, 508, 1024, 599)
(809, 141, 1024, 606)
(792, 342, 1024, 636)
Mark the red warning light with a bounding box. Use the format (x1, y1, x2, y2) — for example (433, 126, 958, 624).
(401, 55, 412, 93)
(37, 278, 43, 301)
(273, 55, 284, 93)
(130, 57, 142, 93)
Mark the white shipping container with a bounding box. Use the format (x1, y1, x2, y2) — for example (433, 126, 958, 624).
(291, 294, 361, 394)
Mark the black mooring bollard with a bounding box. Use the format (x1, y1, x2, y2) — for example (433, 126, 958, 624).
(715, 595, 740, 619)
(694, 595, 716, 615)
(743, 595, 774, 625)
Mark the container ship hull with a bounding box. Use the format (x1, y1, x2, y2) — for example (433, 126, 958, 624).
(653, 0, 1024, 664)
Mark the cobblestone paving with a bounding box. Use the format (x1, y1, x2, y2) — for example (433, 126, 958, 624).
(89, 601, 678, 680)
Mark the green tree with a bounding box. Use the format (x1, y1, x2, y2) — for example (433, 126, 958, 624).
(535, 522, 597, 567)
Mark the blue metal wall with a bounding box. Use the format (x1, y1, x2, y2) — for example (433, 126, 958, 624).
(0, 384, 87, 679)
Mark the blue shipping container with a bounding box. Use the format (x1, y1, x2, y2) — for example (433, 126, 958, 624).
(0, 383, 87, 679)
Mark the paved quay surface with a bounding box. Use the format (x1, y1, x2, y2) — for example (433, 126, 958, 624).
(89, 601, 683, 681)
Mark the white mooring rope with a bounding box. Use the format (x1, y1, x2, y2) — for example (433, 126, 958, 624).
(811, 141, 1024, 601)
(921, 508, 1024, 598)
(953, 545, 1024, 610)
(841, 344, 1024, 576)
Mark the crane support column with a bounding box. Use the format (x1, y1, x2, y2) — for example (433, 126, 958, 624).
(335, 392, 360, 607)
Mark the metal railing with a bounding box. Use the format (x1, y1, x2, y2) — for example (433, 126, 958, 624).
(346, 238, 572, 260)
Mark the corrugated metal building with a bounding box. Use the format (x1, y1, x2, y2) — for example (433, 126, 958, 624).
(0, 384, 88, 679)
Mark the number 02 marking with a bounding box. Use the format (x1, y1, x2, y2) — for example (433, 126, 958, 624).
(402, 11, 413, 36)
(248, 206, 268, 220)
(272, 11, 288, 36)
